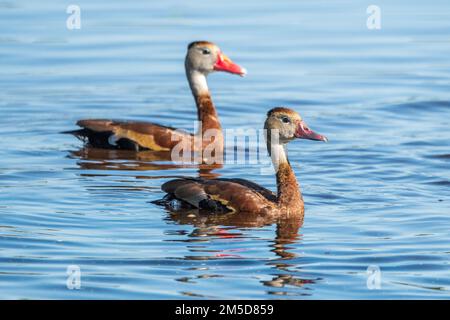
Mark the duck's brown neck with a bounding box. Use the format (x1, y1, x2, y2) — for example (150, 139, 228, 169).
(271, 144, 303, 212)
(187, 70, 222, 134)
(195, 93, 222, 133)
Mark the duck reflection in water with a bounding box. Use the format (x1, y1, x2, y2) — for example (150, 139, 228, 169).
(166, 211, 318, 295)
(68, 147, 223, 178)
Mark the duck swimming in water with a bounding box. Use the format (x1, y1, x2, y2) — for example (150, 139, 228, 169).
(65, 41, 246, 152)
(154, 107, 327, 219)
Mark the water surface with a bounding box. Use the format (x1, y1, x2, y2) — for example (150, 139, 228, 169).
(1, 0, 450, 299)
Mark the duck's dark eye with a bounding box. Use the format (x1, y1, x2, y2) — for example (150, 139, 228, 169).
(201, 48, 211, 55)
(281, 116, 290, 123)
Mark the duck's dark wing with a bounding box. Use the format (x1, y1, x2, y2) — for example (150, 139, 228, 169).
(64, 119, 192, 151)
(158, 177, 276, 214)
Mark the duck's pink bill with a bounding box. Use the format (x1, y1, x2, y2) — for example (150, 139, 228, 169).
(295, 121, 328, 142)
(214, 53, 247, 77)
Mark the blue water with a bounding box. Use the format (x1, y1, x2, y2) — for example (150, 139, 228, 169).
(1, 0, 450, 299)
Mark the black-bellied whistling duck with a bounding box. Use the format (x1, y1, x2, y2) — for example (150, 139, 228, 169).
(65, 41, 246, 151)
(154, 107, 327, 219)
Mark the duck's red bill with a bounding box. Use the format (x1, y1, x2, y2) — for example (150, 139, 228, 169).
(214, 53, 247, 76)
(295, 121, 328, 142)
